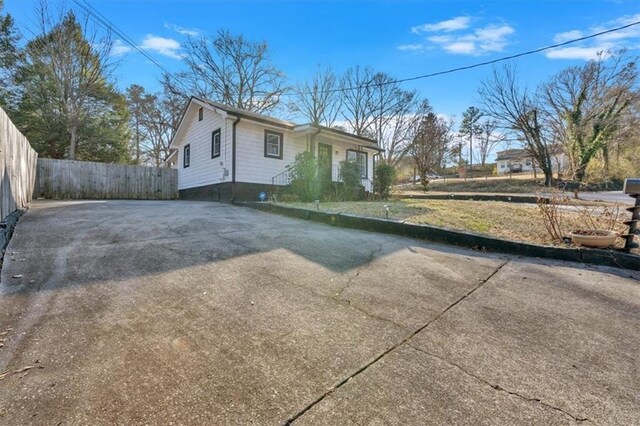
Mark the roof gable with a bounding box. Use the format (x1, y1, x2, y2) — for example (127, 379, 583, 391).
(170, 96, 380, 150)
(169, 98, 229, 149)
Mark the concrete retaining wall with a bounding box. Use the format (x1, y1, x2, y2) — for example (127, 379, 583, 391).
(398, 193, 548, 204)
(240, 202, 639, 271)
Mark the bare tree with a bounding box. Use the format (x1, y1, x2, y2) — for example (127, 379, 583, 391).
(164, 30, 286, 114)
(126, 84, 182, 167)
(407, 100, 453, 187)
(126, 84, 152, 163)
(369, 72, 419, 166)
(475, 119, 504, 166)
(19, 3, 117, 160)
(340, 65, 375, 137)
(542, 50, 639, 182)
(340, 67, 419, 166)
(480, 65, 554, 186)
(290, 65, 341, 126)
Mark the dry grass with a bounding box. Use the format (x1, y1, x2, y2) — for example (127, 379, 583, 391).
(395, 176, 545, 195)
(283, 199, 632, 250)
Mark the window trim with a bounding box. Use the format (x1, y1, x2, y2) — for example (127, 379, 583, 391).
(198, 107, 203, 121)
(264, 130, 284, 160)
(211, 128, 221, 159)
(346, 149, 368, 179)
(183, 144, 191, 168)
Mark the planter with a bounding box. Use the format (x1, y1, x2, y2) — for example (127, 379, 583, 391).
(570, 229, 619, 248)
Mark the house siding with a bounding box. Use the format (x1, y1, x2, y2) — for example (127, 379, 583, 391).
(172, 99, 380, 196)
(234, 121, 306, 185)
(496, 154, 568, 176)
(176, 108, 233, 190)
(314, 135, 375, 188)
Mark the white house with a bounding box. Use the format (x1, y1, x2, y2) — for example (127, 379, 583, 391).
(169, 97, 382, 201)
(495, 148, 568, 176)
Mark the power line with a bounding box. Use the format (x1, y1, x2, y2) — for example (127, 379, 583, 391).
(71, 0, 173, 77)
(312, 20, 640, 95)
(71, 0, 639, 97)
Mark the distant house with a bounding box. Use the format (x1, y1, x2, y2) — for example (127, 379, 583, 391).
(168, 97, 382, 201)
(164, 150, 177, 168)
(495, 148, 568, 176)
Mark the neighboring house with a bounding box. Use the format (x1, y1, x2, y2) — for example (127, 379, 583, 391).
(164, 150, 177, 168)
(495, 148, 568, 176)
(169, 97, 382, 201)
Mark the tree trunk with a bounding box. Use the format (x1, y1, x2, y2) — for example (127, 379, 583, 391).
(543, 169, 553, 187)
(135, 117, 140, 164)
(69, 125, 77, 160)
(469, 132, 473, 173)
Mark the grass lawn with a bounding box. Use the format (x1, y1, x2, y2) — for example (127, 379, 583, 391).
(395, 174, 623, 195)
(396, 176, 546, 194)
(282, 199, 631, 250)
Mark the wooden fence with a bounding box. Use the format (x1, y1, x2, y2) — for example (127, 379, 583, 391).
(34, 158, 177, 200)
(0, 107, 38, 222)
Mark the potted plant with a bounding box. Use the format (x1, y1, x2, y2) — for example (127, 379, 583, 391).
(569, 229, 619, 248)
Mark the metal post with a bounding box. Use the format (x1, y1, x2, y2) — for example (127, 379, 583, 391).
(622, 179, 640, 252)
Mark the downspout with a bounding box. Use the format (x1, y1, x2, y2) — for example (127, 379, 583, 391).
(231, 116, 241, 201)
(372, 152, 379, 198)
(310, 126, 321, 153)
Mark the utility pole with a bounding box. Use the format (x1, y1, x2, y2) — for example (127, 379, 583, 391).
(469, 128, 473, 175)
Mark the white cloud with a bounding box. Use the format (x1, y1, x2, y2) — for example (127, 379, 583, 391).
(397, 43, 423, 51)
(426, 24, 515, 55)
(164, 23, 201, 37)
(553, 30, 584, 43)
(546, 13, 640, 60)
(412, 16, 471, 34)
(140, 35, 183, 59)
(111, 39, 132, 56)
(444, 41, 476, 55)
(546, 46, 613, 60)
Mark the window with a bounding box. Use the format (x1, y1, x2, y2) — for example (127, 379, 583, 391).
(264, 130, 283, 159)
(211, 128, 221, 158)
(525, 159, 532, 166)
(346, 149, 368, 178)
(198, 107, 203, 121)
(183, 144, 190, 168)
(500, 163, 506, 169)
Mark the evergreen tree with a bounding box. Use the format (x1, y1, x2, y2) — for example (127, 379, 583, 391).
(0, 0, 20, 110)
(13, 10, 129, 162)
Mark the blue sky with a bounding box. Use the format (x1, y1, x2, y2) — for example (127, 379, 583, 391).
(4, 0, 640, 121)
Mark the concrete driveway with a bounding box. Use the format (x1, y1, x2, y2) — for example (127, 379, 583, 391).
(1, 200, 638, 425)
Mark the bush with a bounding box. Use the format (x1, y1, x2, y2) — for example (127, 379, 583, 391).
(277, 193, 300, 203)
(288, 151, 319, 202)
(374, 163, 396, 199)
(337, 160, 363, 201)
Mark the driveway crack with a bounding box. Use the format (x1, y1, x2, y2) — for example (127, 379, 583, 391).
(333, 243, 383, 300)
(284, 260, 510, 425)
(406, 344, 593, 424)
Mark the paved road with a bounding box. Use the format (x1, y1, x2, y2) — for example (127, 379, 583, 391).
(575, 191, 636, 204)
(1, 200, 638, 425)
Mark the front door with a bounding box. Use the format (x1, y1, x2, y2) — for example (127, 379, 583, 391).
(317, 143, 332, 193)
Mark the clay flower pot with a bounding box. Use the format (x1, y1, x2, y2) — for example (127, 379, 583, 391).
(570, 229, 619, 248)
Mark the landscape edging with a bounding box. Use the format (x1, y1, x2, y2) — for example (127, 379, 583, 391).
(396, 193, 547, 203)
(0, 209, 24, 253)
(238, 202, 639, 271)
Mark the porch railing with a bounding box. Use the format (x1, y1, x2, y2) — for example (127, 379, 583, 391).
(271, 165, 373, 193)
(271, 168, 292, 186)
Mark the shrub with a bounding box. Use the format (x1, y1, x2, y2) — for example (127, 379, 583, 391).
(374, 163, 396, 199)
(277, 193, 300, 203)
(288, 151, 319, 202)
(337, 160, 363, 201)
